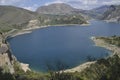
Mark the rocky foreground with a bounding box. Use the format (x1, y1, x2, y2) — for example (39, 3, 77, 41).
(0, 34, 31, 74)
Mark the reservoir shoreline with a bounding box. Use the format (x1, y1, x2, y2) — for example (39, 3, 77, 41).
(7, 20, 119, 73)
(8, 22, 90, 38)
(65, 36, 119, 73)
(6, 21, 90, 72)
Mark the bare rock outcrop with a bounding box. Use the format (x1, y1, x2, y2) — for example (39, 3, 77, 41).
(0, 36, 31, 74)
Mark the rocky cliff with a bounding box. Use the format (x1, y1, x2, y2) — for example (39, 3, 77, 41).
(101, 5, 120, 23)
(0, 34, 30, 74)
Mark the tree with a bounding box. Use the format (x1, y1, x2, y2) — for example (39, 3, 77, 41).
(0, 68, 15, 80)
(46, 61, 82, 80)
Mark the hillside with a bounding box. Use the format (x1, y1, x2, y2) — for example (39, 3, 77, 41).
(36, 3, 78, 15)
(37, 14, 87, 26)
(82, 5, 110, 19)
(101, 5, 120, 22)
(36, 3, 87, 25)
(0, 6, 36, 24)
(92, 5, 110, 14)
(0, 4, 88, 33)
(0, 6, 37, 32)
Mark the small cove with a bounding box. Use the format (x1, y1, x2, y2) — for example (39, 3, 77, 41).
(8, 20, 120, 72)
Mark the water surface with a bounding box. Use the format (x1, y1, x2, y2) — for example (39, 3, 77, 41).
(8, 20, 120, 72)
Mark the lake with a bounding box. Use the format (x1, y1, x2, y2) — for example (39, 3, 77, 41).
(8, 20, 120, 72)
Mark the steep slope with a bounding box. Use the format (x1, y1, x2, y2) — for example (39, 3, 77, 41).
(36, 3, 88, 25)
(101, 5, 120, 23)
(36, 3, 77, 15)
(0, 6, 37, 32)
(0, 34, 30, 74)
(92, 5, 110, 15)
(82, 5, 110, 19)
(0, 6, 36, 24)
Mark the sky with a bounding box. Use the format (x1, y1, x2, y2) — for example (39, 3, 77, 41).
(0, 0, 120, 11)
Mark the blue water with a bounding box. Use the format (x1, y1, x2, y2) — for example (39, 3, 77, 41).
(8, 20, 120, 72)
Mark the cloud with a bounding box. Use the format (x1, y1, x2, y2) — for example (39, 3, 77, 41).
(23, 4, 39, 11)
(23, 6, 34, 11)
(69, 0, 98, 9)
(44, 0, 99, 10)
(44, 0, 98, 5)
(78, 0, 98, 5)
(45, 0, 64, 6)
(103, 0, 120, 5)
(0, 0, 37, 11)
(0, 0, 22, 5)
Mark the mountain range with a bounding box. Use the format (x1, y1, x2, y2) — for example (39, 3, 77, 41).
(101, 5, 120, 22)
(0, 2, 120, 80)
(0, 3, 88, 32)
(37, 3, 120, 23)
(0, 3, 120, 32)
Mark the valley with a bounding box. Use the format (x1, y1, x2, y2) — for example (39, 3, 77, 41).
(0, 2, 120, 80)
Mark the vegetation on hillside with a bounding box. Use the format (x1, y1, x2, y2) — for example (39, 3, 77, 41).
(0, 68, 15, 80)
(79, 54, 120, 80)
(36, 3, 76, 15)
(0, 5, 87, 33)
(97, 36, 120, 47)
(1, 53, 120, 80)
(38, 14, 87, 26)
(0, 6, 36, 32)
(0, 14, 87, 33)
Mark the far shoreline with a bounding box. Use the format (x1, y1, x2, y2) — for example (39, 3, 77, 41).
(7, 22, 90, 38)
